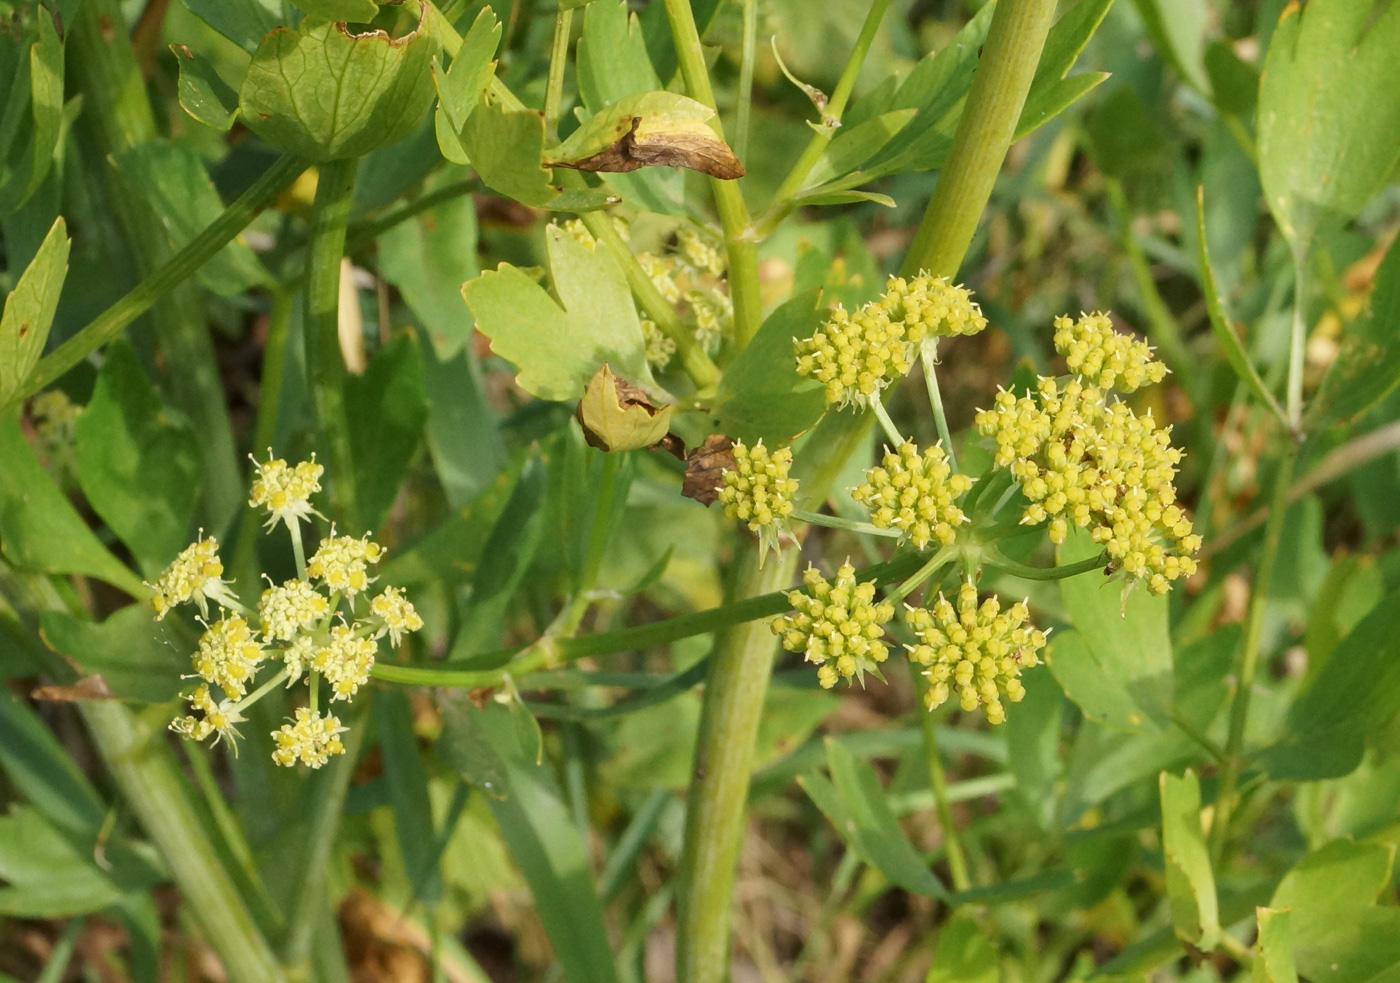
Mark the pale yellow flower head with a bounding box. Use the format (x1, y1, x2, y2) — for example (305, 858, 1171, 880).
(307, 532, 384, 596)
(852, 442, 972, 549)
(1053, 312, 1166, 393)
(795, 302, 912, 408)
(311, 623, 376, 701)
(169, 683, 246, 749)
(907, 583, 1046, 725)
(717, 439, 799, 562)
(191, 614, 267, 699)
(258, 579, 331, 641)
(880, 273, 988, 344)
(369, 586, 424, 647)
(148, 537, 238, 620)
(271, 707, 347, 768)
(249, 452, 324, 531)
(772, 562, 895, 689)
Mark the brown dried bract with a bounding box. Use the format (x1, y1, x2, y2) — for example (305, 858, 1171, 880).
(683, 434, 736, 506)
(551, 117, 745, 181)
(31, 675, 115, 702)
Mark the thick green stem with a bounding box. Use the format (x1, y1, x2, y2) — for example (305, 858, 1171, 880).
(9, 153, 305, 415)
(733, 0, 758, 163)
(661, 0, 761, 348)
(1210, 443, 1297, 864)
(913, 685, 971, 891)
(544, 9, 573, 141)
(676, 546, 799, 983)
(901, 0, 1058, 279)
(66, 0, 265, 530)
(304, 158, 361, 529)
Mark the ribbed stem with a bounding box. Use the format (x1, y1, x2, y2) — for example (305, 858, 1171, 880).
(304, 158, 362, 529)
(914, 687, 971, 891)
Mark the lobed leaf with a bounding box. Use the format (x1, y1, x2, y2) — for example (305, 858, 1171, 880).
(432, 7, 501, 165)
(0, 215, 68, 407)
(1159, 769, 1219, 951)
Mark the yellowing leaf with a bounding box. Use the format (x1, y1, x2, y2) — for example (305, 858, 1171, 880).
(547, 90, 744, 179)
(576, 364, 673, 453)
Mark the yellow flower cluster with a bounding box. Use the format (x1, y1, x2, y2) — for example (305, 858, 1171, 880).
(773, 562, 896, 689)
(249, 453, 323, 531)
(148, 536, 238, 619)
(795, 272, 987, 408)
(641, 318, 677, 370)
(906, 583, 1047, 725)
(271, 708, 347, 769)
(29, 390, 82, 446)
(974, 331, 1199, 593)
(258, 579, 330, 641)
(369, 586, 424, 646)
(718, 440, 799, 558)
(677, 227, 726, 276)
(1053, 312, 1166, 392)
(630, 228, 732, 360)
(169, 684, 244, 747)
(307, 532, 383, 596)
(191, 615, 267, 699)
(311, 623, 378, 701)
(851, 442, 972, 548)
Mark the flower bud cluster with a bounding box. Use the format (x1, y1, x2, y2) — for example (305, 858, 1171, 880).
(906, 583, 1047, 725)
(718, 440, 799, 558)
(974, 318, 1199, 594)
(1053, 312, 1166, 392)
(155, 461, 424, 768)
(851, 442, 972, 548)
(248, 453, 323, 531)
(772, 563, 895, 689)
(641, 318, 677, 370)
(795, 272, 988, 408)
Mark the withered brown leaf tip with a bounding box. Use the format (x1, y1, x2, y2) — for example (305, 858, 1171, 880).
(550, 116, 746, 181)
(682, 434, 737, 506)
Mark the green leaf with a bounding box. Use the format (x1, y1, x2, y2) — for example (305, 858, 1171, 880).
(1005, 666, 1062, 828)
(463, 230, 652, 402)
(457, 92, 558, 206)
(0, 808, 124, 917)
(547, 90, 743, 180)
(73, 343, 202, 578)
(290, 0, 378, 20)
(792, 189, 896, 208)
(40, 606, 187, 704)
(1159, 769, 1219, 951)
(1310, 235, 1400, 425)
(0, 691, 107, 835)
(435, 699, 508, 793)
(182, 0, 288, 54)
(171, 44, 240, 131)
(0, 215, 67, 406)
(1261, 590, 1400, 780)
(467, 702, 621, 983)
(711, 289, 828, 445)
(1013, 72, 1109, 141)
(0, 8, 63, 216)
(820, 736, 947, 898)
(0, 418, 144, 597)
(803, 110, 916, 188)
(239, 12, 441, 162)
(1045, 629, 1151, 732)
(1131, 0, 1209, 93)
(375, 689, 439, 902)
(1204, 41, 1257, 120)
(1270, 839, 1400, 983)
(1195, 186, 1286, 424)
(1258, 0, 1400, 249)
(346, 332, 428, 533)
(1253, 908, 1299, 983)
(432, 8, 501, 165)
(1058, 526, 1173, 726)
(926, 915, 999, 983)
(577, 0, 661, 111)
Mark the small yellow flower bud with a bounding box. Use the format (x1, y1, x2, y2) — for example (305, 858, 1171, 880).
(851, 442, 971, 548)
(1053, 312, 1166, 393)
(271, 707, 347, 768)
(258, 579, 331, 641)
(717, 440, 799, 562)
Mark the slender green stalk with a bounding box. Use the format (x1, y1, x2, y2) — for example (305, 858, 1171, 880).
(36, 917, 82, 983)
(887, 546, 957, 604)
(871, 398, 905, 447)
(733, 0, 758, 163)
(661, 0, 762, 347)
(789, 508, 902, 538)
(280, 701, 368, 979)
(921, 343, 957, 471)
(304, 158, 362, 529)
(676, 546, 799, 983)
(184, 742, 279, 921)
(1286, 250, 1309, 429)
(980, 548, 1108, 581)
(544, 9, 573, 141)
(901, 0, 1059, 279)
(767, 0, 893, 204)
(578, 208, 720, 387)
(344, 179, 478, 256)
(1106, 177, 1192, 380)
(912, 685, 971, 891)
(9, 154, 304, 416)
(67, 0, 245, 530)
(1210, 443, 1297, 864)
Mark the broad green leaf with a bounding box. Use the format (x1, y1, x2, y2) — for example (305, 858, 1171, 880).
(1271, 839, 1400, 983)
(420, 337, 507, 508)
(802, 110, 916, 189)
(435, 698, 508, 793)
(1254, 908, 1298, 983)
(458, 92, 558, 206)
(239, 11, 441, 161)
(1058, 526, 1173, 726)
(1303, 555, 1383, 685)
(577, 0, 661, 111)
(40, 606, 187, 704)
(0, 8, 63, 216)
(1013, 72, 1109, 141)
(1310, 235, 1400, 425)
(432, 8, 501, 165)
(1258, 0, 1400, 249)
(711, 289, 827, 445)
(171, 45, 240, 132)
(73, 343, 202, 577)
(0, 418, 144, 597)
(468, 702, 621, 983)
(346, 332, 429, 532)
(547, 90, 743, 180)
(1159, 769, 1219, 950)
(1045, 629, 1150, 732)
(1131, 0, 1209, 93)
(0, 215, 67, 406)
(1195, 186, 1285, 423)
(560, 0, 599, 9)
(0, 691, 107, 835)
(376, 689, 439, 902)
(0, 808, 124, 917)
(822, 736, 947, 898)
(1005, 666, 1062, 829)
(291, 0, 378, 20)
(1204, 41, 1257, 120)
(1261, 590, 1400, 780)
(927, 915, 999, 983)
(1034, 0, 1113, 83)
(182, 0, 287, 54)
(463, 231, 652, 402)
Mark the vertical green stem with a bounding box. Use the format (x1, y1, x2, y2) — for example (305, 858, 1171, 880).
(661, 0, 762, 347)
(544, 8, 573, 142)
(734, 0, 758, 163)
(676, 546, 800, 983)
(68, 0, 244, 531)
(304, 158, 361, 530)
(1286, 250, 1309, 429)
(901, 0, 1058, 279)
(914, 680, 971, 891)
(921, 343, 957, 471)
(1210, 442, 1297, 864)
